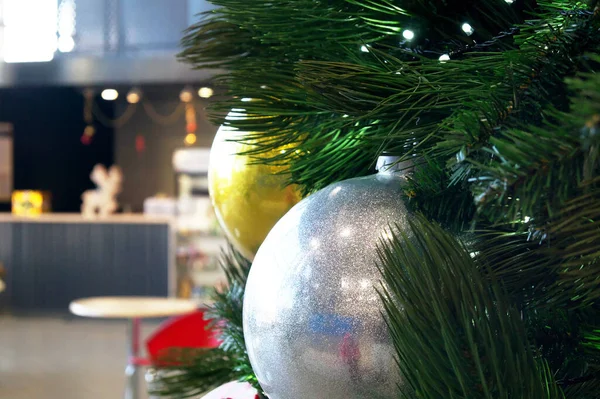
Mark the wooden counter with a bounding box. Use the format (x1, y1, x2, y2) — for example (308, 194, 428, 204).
(0, 213, 175, 311)
(0, 213, 174, 224)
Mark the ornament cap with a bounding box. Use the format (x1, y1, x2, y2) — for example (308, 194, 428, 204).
(376, 155, 414, 175)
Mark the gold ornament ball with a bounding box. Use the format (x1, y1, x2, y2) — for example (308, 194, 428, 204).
(209, 119, 301, 260)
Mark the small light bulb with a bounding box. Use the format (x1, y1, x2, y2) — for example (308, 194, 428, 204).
(505, 0, 514, 3)
(101, 89, 119, 101)
(57, 36, 75, 53)
(126, 88, 142, 104)
(360, 45, 369, 53)
(241, 97, 252, 102)
(179, 86, 194, 103)
(198, 87, 214, 99)
(84, 125, 95, 137)
(402, 29, 415, 41)
(184, 133, 197, 146)
(462, 23, 474, 36)
(439, 54, 451, 62)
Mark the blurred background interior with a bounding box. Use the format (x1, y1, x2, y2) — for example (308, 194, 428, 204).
(0, 1, 233, 398)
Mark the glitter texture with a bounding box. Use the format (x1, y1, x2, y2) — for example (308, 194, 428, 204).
(243, 170, 410, 399)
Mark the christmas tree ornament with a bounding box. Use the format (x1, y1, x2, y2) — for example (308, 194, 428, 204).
(243, 156, 413, 399)
(209, 111, 302, 260)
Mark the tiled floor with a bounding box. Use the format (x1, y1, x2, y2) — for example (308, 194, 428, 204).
(0, 315, 161, 399)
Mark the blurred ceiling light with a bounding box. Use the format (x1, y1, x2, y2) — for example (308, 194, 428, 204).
(184, 133, 197, 146)
(58, 0, 76, 34)
(126, 88, 142, 104)
(179, 86, 194, 103)
(198, 87, 214, 99)
(3, 0, 58, 63)
(57, 36, 75, 53)
(57, 0, 76, 53)
(101, 89, 119, 101)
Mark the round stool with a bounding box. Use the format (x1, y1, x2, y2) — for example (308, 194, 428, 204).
(70, 296, 197, 399)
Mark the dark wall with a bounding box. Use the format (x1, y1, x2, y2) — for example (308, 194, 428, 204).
(0, 87, 114, 212)
(115, 87, 218, 212)
(0, 85, 218, 213)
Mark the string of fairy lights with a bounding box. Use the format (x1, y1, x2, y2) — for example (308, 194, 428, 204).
(79, 16, 492, 149)
(81, 86, 215, 149)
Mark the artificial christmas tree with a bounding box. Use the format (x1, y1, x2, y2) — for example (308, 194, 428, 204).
(154, 1, 600, 398)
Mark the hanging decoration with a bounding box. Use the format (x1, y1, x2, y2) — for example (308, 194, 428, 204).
(135, 134, 146, 153)
(83, 85, 214, 133)
(142, 100, 186, 126)
(80, 125, 95, 146)
(126, 88, 142, 104)
(184, 102, 197, 146)
(81, 89, 95, 145)
(57, 0, 76, 53)
(179, 86, 195, 103)
(243, 156, 416, 399)
(208, 111, 302, 260)
(92, 95, 137, 128)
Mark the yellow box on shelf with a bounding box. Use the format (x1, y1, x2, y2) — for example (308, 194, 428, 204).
(11, 190, 51, 216)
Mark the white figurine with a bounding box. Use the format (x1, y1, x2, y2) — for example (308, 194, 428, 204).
(81, 164, 123, 218)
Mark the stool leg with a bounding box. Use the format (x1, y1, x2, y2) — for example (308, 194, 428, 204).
(124, 318, 141, 399)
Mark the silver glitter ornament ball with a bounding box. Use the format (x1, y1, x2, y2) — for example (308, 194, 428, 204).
(243, 159, 411, 399)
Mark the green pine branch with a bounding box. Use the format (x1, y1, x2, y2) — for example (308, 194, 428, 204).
(438, 1, 599, 164)
(541, 180, 600, 308)
(470, 50, 600, 225)
(403, 157, 476, 231)
(470, 63, 600, 308)
(563, 378, 600, 399)
(470, 181, 600, 389)
(180, 0, 532, 69)
(177, 0, 600, 397)
(182, 1, 599, 213)
(149, 348, 237, 398)
(378, 214, 564, 398)
(470, 185, 600, 392)
(179, 0, 547, 197)
(151, 246, 262, 398)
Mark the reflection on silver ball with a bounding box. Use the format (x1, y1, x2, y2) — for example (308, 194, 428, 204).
(243, 172, 411, 399)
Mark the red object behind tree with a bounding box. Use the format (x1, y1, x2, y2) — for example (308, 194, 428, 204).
(146, 309, 221, 366)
